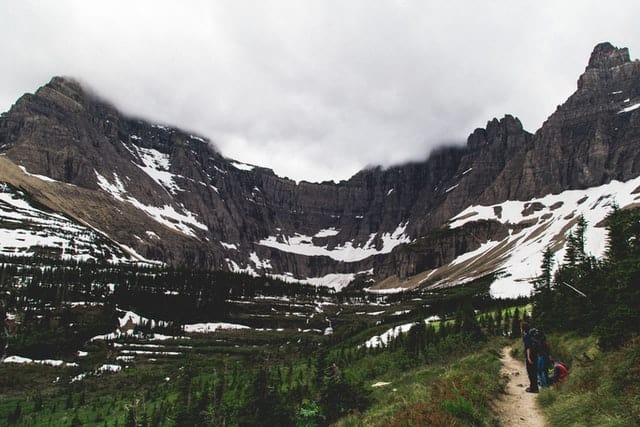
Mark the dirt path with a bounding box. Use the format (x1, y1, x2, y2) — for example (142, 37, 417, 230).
(492, 346, 545, 427)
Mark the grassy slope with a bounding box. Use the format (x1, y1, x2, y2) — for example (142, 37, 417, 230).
(336, 337, 509, 427)
(537, 334, 640, 427)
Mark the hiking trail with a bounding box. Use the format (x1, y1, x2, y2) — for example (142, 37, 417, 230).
(493, 346, 545, 426)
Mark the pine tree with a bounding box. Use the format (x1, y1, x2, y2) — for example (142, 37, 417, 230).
(319, 364, 370, 424)
(70, 412, 82, 427)
(405, 321, 427, 357)
(533, 246, 555, 330)
(503, 310, 511, 336)
(595, 207, 640, 348)
(7, 402, 21, 424)
(494, 310, 503, 336)
(510, 308, 521, 338)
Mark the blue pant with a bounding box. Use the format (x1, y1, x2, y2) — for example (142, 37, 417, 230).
(537, 355, 549, 387)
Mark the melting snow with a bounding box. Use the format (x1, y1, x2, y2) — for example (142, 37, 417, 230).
(183, 322, 250, 333)
(3, 356, 78, 367)
(447, 176, 640, 298)
(372, 381, 391, 387)
(98, 364, 121, 373)
(95, 171, 208, 237)
(314, 227, 340, 238)
(132, 146, 184, 194)
(18, 166, 58, 182)
(226, 258, 258, 276)
(618, 102, 640, 113)
(365, 287, 409, 294)
(445, 184, 459, 193)
(230, 161, 255, 171)
(249, 252, 272, 270)
(267, 269, 373, 291)
(258, 223, 411, 262)
(0, 184, 131, 262)
(364, 316, 441, 349)
(90, 309, 170, 341)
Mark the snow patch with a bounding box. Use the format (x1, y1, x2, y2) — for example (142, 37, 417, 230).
(258, 222, 411, 262)
(249, 252, 272, 270)
(183, 322, 250, 333)
(98, 364, 122, 373)
(18, 166, 58, 182)
(132, 145, 184, 194)
(447, 176, 640, 298)
(266, 269, 372, 291)
(230, 161, 255, 171)
(3, 355, 78, 367)
(364, 316, 440, 349)
(314, 227, 340, 238)
(618, 102, 640, 114)
(95, 171, 208, 237)
(445, 184, 459, 193)
(220, 242, 238, 250)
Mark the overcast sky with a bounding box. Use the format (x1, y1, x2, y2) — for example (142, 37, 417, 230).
(1, 1, 639, 182)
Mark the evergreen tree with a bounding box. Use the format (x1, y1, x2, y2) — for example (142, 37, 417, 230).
(405, 321, 426, 357)
(503, 310, 511, 336)
(319, 364, 370, 424)
(239, 367, 292, 426)
(7, 402, 21, 424)
(533, 246, 555, 330)
(70, 413, 82, 427)
(460, 300, 483, 338)
(595, 207, 640, 348)
(125, 405, 137, 427)
(494, 310, 503, 336)
(510, 308, 521, 338)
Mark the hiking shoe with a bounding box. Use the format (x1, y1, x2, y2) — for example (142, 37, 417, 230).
(525, 387, 539, 393)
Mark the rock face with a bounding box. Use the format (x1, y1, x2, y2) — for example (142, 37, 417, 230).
(1, 43, 639, 289)
(500, 42, 640, 200)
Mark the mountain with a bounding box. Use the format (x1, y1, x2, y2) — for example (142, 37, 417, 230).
(1, 42, 639, 295)
(0, 181, 142, 263)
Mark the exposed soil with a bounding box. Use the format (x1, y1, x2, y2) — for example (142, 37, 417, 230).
(493, 346, 546, 427)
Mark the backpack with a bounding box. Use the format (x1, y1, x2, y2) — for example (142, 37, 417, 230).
(529, 328, 549, 355)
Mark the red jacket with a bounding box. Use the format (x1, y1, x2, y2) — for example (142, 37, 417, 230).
(553, 362, 568, 382)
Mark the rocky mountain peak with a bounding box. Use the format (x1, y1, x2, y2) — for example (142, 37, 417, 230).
(578, 43, 638, 91)
(466, 114, 525, 150)
(33, 76, 88, 108)
(587, 42, 630, 70)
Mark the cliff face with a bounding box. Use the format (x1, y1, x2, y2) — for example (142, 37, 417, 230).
(1, 43, 639, 289)
(491, 42, 640, 200)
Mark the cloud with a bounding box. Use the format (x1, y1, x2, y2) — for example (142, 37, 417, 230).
(1, 1, 640, 182)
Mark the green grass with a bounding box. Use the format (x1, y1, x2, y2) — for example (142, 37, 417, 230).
(335, 337, 508, 426)
(537, 334, 640, 427)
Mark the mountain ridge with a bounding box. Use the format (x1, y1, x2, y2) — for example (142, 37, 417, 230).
(1, 42, 639, 294)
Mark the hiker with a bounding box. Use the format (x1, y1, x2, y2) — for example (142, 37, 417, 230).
(548, 356, 568, 384)
(530, 328, 550, 388)
(521, 321, 538, 393)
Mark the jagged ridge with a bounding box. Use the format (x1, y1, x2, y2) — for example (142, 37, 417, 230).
(1, 43, 639, 293)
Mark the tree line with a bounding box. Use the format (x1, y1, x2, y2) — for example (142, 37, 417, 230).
(532, 207, 640, 348)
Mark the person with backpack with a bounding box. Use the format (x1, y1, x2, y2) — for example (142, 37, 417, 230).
(529, 327, 550, 387)
(520, 321, 538, 393)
